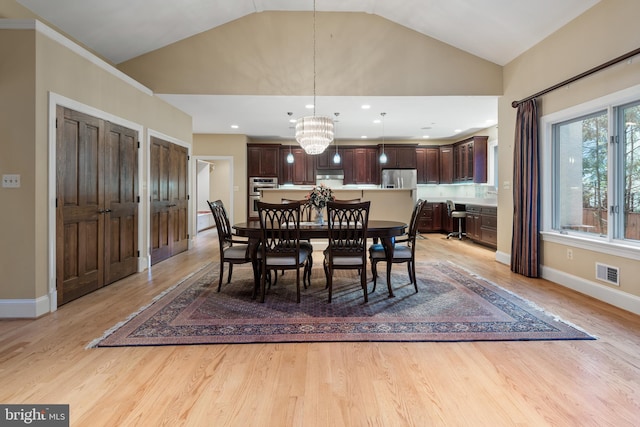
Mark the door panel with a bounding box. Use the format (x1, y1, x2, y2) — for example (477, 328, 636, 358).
(104, 122, 139, 284)
(56, 107, 105, 304)
(150, 136, 189, 265)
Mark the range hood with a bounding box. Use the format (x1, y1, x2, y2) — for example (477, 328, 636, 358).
(316, 170, 344, 180)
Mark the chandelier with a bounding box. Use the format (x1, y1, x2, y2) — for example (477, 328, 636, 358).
(295, 0, 334, 155)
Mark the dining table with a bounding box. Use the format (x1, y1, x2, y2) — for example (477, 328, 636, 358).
(232, 220, 408, 298)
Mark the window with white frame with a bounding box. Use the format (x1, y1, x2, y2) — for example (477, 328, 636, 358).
(548, 91, 640, 244)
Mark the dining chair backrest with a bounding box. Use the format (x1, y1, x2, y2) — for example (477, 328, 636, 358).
(208, 199, 233, 250)
(326, 201, 371, 256)
(333, 198, 361, 203)
(257, 201, 302, 259)
(409, 199, 427, 243)
(281, 198, 313, 222)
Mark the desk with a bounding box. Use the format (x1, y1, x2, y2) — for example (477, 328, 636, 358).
(233, 220, 407, 297)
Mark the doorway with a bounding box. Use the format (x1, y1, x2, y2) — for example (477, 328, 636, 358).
(193, 156, 234, 234)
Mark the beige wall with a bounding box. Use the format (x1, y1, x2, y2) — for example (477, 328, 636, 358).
(499, 0, 640, 302)
(119, 11, 502, 97)
(0, 22, 192, 313)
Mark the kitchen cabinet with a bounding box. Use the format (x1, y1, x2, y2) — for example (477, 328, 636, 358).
(465, 204, 497, 249)
(439, 145, 454, 184)
(453, 136, 488, 183)
(416, 147, 440, 184)
(248, 144, 279, 177)
(465, 205, 482, 240)
(315, 146, 343, 170)
(345, 147, 378, 185)
(379, 145, 417, 169)
(280, 146, 314, 185)
(417, 202, 444, 233)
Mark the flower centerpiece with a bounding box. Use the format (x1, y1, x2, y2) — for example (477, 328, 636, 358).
(306, 184, 334, 224)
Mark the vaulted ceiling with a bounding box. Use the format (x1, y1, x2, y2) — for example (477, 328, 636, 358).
(16, 0, 600, 140)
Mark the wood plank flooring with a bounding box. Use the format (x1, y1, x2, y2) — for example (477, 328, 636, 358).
(1, 230, 639, 426)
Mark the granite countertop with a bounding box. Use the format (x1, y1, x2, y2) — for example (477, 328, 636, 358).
(424, 198, 498, 207)
(265, 186, 415, 191)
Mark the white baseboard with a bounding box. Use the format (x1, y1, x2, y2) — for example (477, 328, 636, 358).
(0, 295, 51, 318)
(541, 266, 640, 316)
(494, 250, 640, 316)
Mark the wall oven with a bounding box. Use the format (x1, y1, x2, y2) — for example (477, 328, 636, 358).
(249, 177, 278, 218)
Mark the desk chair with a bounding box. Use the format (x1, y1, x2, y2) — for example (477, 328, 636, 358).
(369, 199, 426, 295)
(323, 201, 371, 303)
(257, 201, 312, 303)
(446, 200, 467, 240)
(207, 200, 253, 292)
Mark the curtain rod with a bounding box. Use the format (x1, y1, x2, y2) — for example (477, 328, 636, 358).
(511, 47, 640, 108)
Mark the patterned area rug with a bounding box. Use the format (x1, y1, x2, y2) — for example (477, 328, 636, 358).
(89, 261, 594, 347)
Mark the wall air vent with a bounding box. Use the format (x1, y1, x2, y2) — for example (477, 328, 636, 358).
(595, 263, 619, 286)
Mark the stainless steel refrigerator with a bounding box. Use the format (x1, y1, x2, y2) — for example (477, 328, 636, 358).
(381, 169, 417, 189)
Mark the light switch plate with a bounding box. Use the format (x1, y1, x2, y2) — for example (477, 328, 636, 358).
(2, 174, 21, 188)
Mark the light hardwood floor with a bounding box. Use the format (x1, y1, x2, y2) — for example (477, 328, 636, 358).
(1, 230, 639, 426)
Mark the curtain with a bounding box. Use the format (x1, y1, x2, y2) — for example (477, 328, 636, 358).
(511, 99, 540, 278)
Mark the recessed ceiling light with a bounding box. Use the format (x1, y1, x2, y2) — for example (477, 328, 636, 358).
(361, 104, 371, 109)
(373, 119, 381, 124)
(361, 136, 368, 139)
(454, 129, 462, 133)
(305, 104, 314, 109)
(231, 125, 239, 129)
(289, 119, 296, 123)
(423, 135, 430, 139)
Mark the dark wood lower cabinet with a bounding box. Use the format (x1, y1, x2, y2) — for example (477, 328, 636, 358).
(465, 205, 497, 248)
(417, 202, 497, 249)
(417, 202, 444, 232)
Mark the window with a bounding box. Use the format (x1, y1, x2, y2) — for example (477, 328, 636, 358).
(547, 89, 640, 246)
(552, 110, 608, 237)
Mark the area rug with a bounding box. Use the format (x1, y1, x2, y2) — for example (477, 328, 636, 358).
(88, 261, 594, 347)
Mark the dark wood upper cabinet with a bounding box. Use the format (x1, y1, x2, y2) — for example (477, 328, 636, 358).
(378, 145, 417, 169)
(354, 147, 379, 184)
(247, 144, 279, 177)
(452, 136, 488, 183)
(416, 147, 440, 184)
(315, 146, 343, 170)
(439, 145, 454, 184)
(280, 146, 314, 185)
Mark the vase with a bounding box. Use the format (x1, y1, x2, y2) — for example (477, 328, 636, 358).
(315, 208, 324, 225)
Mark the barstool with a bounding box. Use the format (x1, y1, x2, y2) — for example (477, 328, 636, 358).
(446, 200, 466, 240)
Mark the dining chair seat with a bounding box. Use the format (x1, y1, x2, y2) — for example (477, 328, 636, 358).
(265, 248, 311, 267)
(224, 244, 251, 260)
(369, 243, 412, 261)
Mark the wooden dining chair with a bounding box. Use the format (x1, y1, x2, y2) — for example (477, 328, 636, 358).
(323, 201, 371, 303)
(279, 199, 314, 283)
(207, 200, 253, 292)
(257, 201, 312, 303)
(369, 198, 426, 294)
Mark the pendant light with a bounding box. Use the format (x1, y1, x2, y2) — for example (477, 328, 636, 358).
(287, 144, 294, 164)
(286, 112, 295, 164)
(333, 112, 341, 164)
(379, 112, 387, 164)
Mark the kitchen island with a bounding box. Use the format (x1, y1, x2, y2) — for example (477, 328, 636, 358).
(261, 187, 417, 224)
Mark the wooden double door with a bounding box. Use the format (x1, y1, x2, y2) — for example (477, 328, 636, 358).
(149, 136, 189, 265)
(56, 107, 139, 305)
